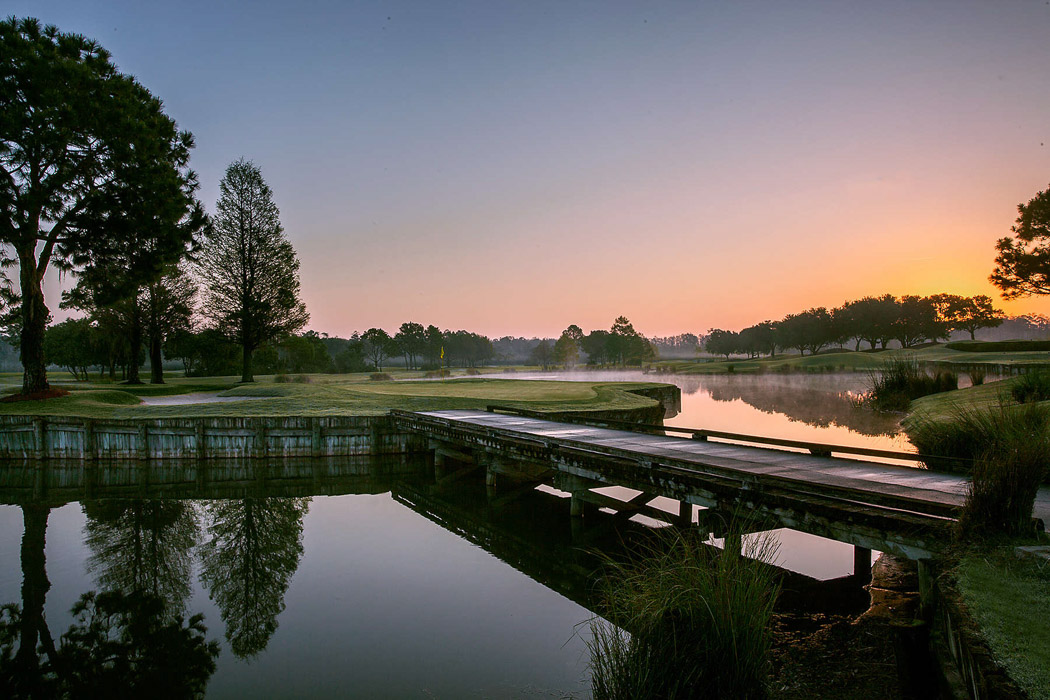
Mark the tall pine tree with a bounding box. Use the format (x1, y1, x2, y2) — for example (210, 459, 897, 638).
(197, 159, 308, 382)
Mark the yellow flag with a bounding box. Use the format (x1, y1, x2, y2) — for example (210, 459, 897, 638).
(440, 346, 444, 360)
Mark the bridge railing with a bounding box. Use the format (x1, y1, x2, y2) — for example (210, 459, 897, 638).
(483, 405, 972, 471)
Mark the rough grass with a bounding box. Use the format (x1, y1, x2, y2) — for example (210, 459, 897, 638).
(0, 374, 668, 419)
(954, 551, 1050, 700)
(588, 527, 780, 699)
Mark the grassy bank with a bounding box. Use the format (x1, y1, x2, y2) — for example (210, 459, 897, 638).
(0, 373, 670, 419)
(654, 342, 1050, 376)
(954, 550, 1050, 700)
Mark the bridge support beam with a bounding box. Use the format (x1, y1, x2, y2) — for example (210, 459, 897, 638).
(678, 500, 692, 526)
(854, 546, 873, 582)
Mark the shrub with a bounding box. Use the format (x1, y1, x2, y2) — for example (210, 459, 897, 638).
(292, 374, 311, 383)
(369, 372, 393, 381)
(965, 364, 987, 386)
(465, 368, 481, 376)
(423, 369, 450, 379)
(274, 373, 289, 383)
(1011, 370, 1050, 404)
(588, 527, 780, 700)
(864, 359, 957, 412)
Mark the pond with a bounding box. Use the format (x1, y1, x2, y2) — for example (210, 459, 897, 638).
(0, 371, 908, 697)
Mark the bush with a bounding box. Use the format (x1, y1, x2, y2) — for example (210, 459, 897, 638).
(368, 372, 393, 381)
(588, 527, 780, 699)
(423, 369, 450, 379)
(1011, 370, 1050, 404)
(274, 373, 289, 383)
(292, 374, 311, 383)
(965, 364, 987, 386)
(864, 359, 957, 412)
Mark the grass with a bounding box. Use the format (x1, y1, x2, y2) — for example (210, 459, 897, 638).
(1012, 370, 1050, 404)
(954, 550, 1050, 700)
(0, 373, 671, 419)
(588, 527, 780, 699)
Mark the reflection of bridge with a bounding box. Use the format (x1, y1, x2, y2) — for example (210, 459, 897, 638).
(393, 409, 1050, 575)
(393, 480, 872, 617)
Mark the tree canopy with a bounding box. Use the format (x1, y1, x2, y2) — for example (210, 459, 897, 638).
(991, 184, 1050, 299)
(1, 17, 202, 394)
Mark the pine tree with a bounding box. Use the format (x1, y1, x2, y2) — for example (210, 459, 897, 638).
(197, 160, 309, 382)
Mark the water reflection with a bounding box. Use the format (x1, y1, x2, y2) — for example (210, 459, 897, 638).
(199, 498, 309, 658)
(84, 500, 200, 617)
(0, 504, 219, 698)
(0, 456, 876, 696)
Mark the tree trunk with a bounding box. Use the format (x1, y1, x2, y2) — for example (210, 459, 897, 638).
(149, 333, 164, 384)
(241, 343, 254, 382)
(18, 254, 50, 395)
(126, 310, 143, 384)
(969, 329, 976, 340)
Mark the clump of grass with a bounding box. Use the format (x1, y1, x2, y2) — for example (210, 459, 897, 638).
(292, 374, 311, 383)
(588, 527, 780, 699)
(863, 359, 957, 412)
(1011, 370, 1050, 404)
(465, 368, 482, 376)
(423, 369, 450, 379)
(960, 439, 1048, 537)
(368, 372, 393, 381)
(273, 373, 289, 383)
(910, 401, 1050, 476)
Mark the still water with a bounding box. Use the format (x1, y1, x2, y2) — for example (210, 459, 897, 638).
(1, 371, 899, 697)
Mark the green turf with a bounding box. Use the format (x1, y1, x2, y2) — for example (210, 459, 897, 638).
(0, 373, 669, 419)
(954, 550, 1050, 700)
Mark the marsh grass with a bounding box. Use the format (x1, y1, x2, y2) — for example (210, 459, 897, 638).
(588, 527, 780, 700)
(864, 359, 957, 412)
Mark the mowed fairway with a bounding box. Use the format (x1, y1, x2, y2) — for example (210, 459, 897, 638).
(0, 374, 668, 419)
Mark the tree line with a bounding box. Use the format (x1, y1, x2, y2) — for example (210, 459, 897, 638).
(703, 293, 1005, 359)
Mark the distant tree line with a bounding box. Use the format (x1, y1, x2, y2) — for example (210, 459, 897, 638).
(703, 294, 1006, 359)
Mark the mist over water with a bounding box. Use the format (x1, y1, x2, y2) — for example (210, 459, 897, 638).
(481, 370, 911, 452)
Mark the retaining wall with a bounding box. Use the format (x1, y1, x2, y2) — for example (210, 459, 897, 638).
(0, 415, 428, 461)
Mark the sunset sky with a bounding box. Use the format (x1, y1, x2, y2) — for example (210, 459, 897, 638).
(13, 0, 1050, 338)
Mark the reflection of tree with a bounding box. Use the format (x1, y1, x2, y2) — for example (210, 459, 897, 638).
(198, 498, 310, 658)
(1, 505, 219, 698)
(702, 377, 902, 437)
(84, 500, 200, 617)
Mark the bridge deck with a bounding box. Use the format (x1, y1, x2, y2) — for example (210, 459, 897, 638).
(413, 410, 1050, 527)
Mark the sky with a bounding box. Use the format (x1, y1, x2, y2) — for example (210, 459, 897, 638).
(12, 0, 1050, 338)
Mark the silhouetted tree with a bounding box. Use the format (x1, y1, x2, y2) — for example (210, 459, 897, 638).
(1, 18, 202, 395)
(362, 327, 395, 371)
(333, 332, 368, 373)
(198, 498, 309, 658)
(892, 295, 941, 348)
(931, 293, 1004, 340)
(393, 322, 427, 370)
(529, 339, 555, 370)
(553, 325, 583, 367)
(705, 329, 739, 359)
(197, 159, 309, 382)
(778, 308, 835, 356)
(840, 294, 898, 350)
(279, 331, 333, 373)
(991, 184, 1050, 299)
(143, 265, 198, 383)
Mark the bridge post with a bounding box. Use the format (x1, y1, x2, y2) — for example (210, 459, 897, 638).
(853, 546, 873, 582)
(677, 500, 692, 526)
(917, 558, 935, 619)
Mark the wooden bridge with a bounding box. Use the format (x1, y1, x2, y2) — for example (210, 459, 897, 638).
(392, 409, 1050, 563)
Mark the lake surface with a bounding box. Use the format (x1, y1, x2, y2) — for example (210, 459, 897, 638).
(0, 371, 902, 697)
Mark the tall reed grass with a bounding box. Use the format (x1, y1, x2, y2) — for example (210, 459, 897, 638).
(863, 359, 957, 412)
(588, 527, 780, 699)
